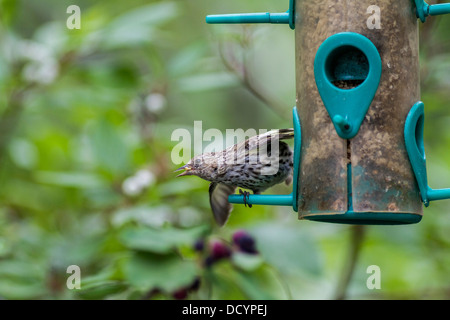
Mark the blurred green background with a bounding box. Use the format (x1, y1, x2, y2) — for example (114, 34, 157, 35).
(0, 0, 449, 300)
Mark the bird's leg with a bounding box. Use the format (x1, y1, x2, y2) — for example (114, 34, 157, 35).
(239, 189, 247, 207)
(239, 189, 252, 208)
(248, 190, 261, 208)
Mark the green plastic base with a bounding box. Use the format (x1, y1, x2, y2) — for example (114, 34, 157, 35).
(302, 211, 422, 225)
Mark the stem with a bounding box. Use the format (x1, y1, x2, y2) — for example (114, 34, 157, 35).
(333, 225, 366, 300)
(0, 86, 32, 163)
(0, 50, 75, 166)
(270, 264, 292, 300)
(217, 33, 289, 121)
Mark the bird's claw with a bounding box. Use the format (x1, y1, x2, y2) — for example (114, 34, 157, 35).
(239, 189, 252, 208)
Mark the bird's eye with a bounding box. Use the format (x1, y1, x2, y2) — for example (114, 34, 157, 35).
(194, 159, 201, 167)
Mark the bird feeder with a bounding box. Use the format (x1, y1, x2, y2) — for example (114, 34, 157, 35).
(206, 0, 450, 225)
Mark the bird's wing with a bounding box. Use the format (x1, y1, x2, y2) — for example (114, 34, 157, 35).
(245, 128, 294, 152)
(224, 129, 294, 165)
(209, 182, 236, 226)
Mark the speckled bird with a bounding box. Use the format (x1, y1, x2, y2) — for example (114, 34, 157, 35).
(175, 129, 294, 226)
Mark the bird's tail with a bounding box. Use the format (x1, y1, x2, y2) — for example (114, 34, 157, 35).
(277, 128, 295, 140)
(260, 128, 294, 141)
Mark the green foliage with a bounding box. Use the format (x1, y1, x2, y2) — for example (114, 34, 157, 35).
(119, 225, 208, 254)
(0, 0, 449, 300)
(124, 252, 197, 293)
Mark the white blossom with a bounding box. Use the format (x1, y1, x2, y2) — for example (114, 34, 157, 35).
(145, 93, 166, 114)
(121, 169, 155, 196)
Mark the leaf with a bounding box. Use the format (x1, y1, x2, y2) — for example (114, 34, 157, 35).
(34, 171, 105, 188)
(119, 225, 208, 254)
(0, 260, 47, 299)
(0, 238, 11, 257)
(212, 262, 281, 300)
(124, 252, 197, 292)
(231, 252, 263, 272)
(0, 260, 44, 281)
(112, 205, 174, 228)
(168, 42, 207, 77)
(234, 270, 276, 300)
(88, 119, 130, 174)
(177, 73, 239, 92)
(120, 228, 173, 254)
(76, 281, 128, 300)
(250, 222, 322, 276)
(8, 138, 38, 169)
(0, 0, 17, 26)
(97, 2, 179, 49)
(0, 279, 47, 300)
(108, 2, 179, 29)
(157, 179, 206, 197)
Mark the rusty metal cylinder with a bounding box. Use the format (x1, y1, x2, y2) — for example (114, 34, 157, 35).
(295, 0, 422, 223)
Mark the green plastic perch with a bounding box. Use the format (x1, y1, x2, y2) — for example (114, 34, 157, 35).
(206, 0, 295, 30)
(228, 107, 301, 211)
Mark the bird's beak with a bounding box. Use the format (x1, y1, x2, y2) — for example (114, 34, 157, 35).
(175, 164, 193, 177)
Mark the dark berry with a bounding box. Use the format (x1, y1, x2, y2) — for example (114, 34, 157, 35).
(188, 277, 201, 292)
(232, 230, 258, 254)
(172, 288, 188, 300)
(210, 240, 231, 260)
(232, 230, 249, 244)
(193, 239, 204, 252)
(203, 255, 215, 268)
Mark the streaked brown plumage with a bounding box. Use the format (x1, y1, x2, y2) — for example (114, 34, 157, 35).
(175, 129, 294, 226)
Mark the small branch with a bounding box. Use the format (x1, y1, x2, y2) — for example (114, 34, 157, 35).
(270, 265, 292, 300)
(0, 84, 35, 163)
(419, 1, 444, 92)
(333, 225, 366, 300)
(217, 30, 289, 121)
(0, 49, 78, 166)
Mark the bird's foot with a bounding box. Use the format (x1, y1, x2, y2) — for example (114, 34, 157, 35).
(239, 189, 252, 208)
